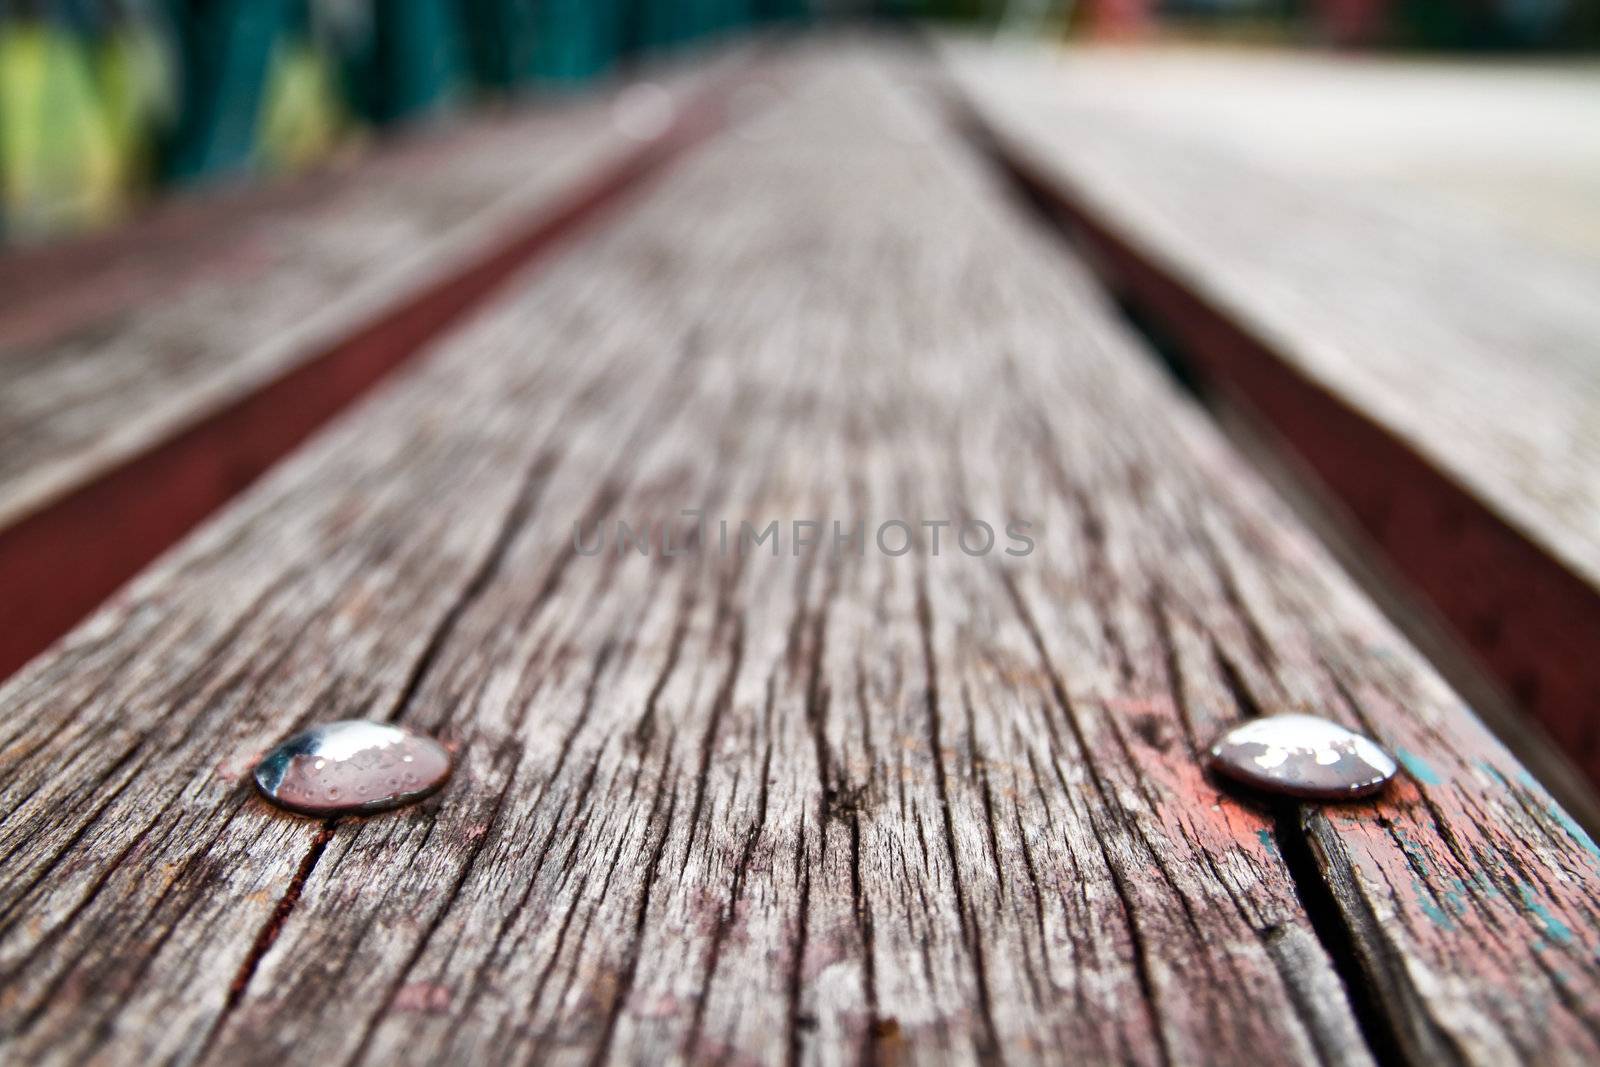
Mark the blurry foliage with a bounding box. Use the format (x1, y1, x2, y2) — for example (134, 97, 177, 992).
(0, 0, 811, 244)
(1, 0, 1593, 244)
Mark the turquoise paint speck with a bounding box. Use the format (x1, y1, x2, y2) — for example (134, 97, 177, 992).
(1517, 883, 1576, 945)
(1395, 748, 1442, 786)
(1413, 875, 1455, 931)
(1417, 892, 1456, 931)
(1256, 829, 1276, 852)
(1394, 828, 1429, 877)
(1522, 777, 1600, 865)
(1505, 766, 1600, 868)
(1549, 805, 1600, 866)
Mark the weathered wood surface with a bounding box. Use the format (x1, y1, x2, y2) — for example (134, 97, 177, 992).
(0, 49, 733, 536)
(938, 41, 1600, 783)
(0, 48, 751, 679)
(1, 43, 1598, 1066)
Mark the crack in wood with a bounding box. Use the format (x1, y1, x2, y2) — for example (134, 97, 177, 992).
(208, 820, 336, 1048)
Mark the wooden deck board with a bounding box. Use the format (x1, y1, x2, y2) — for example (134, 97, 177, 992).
(938, 42, 1600, 787)
(1, 43, 1598, 1066)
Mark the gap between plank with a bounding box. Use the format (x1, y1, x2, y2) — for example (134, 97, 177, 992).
(0, 63, 750, 685)
(1027, 190, 1600, 838)
(933, 68, 1571, 1067)
(1270, 805, 1411, 1067)
(936, 79, 1600, 835)
(942, 91, 1600, 805)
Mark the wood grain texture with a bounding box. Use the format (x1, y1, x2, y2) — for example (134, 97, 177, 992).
(1, 41, 1597, 1067)
(0, 48, 753, 680)
(937, 42, 1600, 574)
(0, 47, 736, 535)
(938, 40, 1600, 782)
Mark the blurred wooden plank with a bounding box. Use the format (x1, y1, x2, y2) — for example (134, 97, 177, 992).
(0, 47, 747, 679)
(0, 42, 1597, 1066)
(941, 41, 1600, 786)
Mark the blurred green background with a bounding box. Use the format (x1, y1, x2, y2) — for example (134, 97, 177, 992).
(1, 0, 1595, 246)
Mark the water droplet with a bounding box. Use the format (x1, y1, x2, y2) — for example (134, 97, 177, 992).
(1205, 713, 1397, 800)
(253, 721, 453, 816)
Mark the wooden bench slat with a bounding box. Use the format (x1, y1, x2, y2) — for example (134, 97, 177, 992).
(941, 41, 1600, 787)
(0, 50, 747, 679)
(1, 43, 1596, 1066)
(0, 96, 625, 525)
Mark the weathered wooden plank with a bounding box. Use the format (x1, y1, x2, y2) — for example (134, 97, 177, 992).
(0, 48, 748, 679)
(1, 42, 1597, 1066)
(0, 176, 330, 350)
(0, 88, 646, 522)
(939, 41, 1600, 786)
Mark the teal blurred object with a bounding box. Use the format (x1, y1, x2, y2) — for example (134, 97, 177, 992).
(367, 0, 464, 121)
(460, 0, 541, 89)
(165, 0, 464, 145)
(460, 1, 629, 90)
(163, 0, 292, 182)
(2, 0, 805, 242)
(1396, 0, 1600, 48)
(756, 0, 812, 20)
(163, 0, 351, 182)
(635, 0, 715, 51)
(528, 0, 620, 84)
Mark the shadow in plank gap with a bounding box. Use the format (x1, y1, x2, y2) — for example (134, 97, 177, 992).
(936, 40, 1600, 828)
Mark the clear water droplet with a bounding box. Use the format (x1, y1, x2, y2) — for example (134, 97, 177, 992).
(1205, 713, 1397, 800)
(253, 721, 453, 816)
